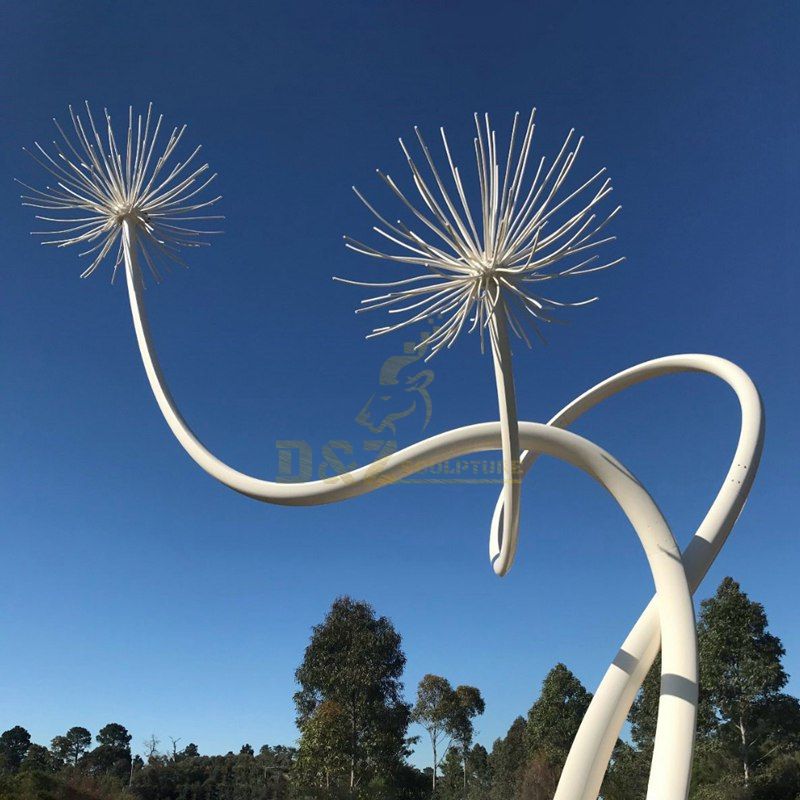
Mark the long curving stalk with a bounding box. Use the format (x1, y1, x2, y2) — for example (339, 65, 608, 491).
(488, 308, 522, 576)
(122, 221, 705, 798)
(489, 355, 764, 800)
(23, 104, 764, 800)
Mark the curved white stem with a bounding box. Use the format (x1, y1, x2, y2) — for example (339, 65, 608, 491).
(488, 356, 764, 800)
(488, 309, 522, 577)
(121, 220, 765, 800)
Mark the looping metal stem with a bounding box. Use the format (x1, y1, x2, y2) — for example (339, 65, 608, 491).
(493, 356, 764, 800)
(122, 220, 763, 800)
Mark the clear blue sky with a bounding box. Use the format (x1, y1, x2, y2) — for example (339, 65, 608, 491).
(0, 0, 797, 766)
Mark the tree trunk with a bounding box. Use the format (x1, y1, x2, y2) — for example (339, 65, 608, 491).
(432, 736, 437, 792)
(350, 699, 357, 795)
(738, 715, 750, 785)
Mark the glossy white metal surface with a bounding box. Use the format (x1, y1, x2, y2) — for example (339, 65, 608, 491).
(21, 104, 763, 800)
(121, 224, 767, 799)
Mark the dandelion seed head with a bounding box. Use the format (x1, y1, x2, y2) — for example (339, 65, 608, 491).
(18, 102, 222, 282)
(336, 109, 623, 359)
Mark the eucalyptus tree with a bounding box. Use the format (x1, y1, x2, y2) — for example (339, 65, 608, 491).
(412, 674, 457, 791)
(489, 717, 527, 800)
(450, 685, 486, 792)
(497, 664, 593, 799)
(626, 577, 800, 796)
(526, 664, 592, 769)
(294, 597, 410, 794)
(698, 577, 791, 786)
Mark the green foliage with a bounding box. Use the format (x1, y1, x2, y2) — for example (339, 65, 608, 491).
(436, 744, 490, 800)
(513, 753, 560, 800)
(411, 676, 484, 794)
(0, 733, 297, 800)
(466, 744, 491, 800)
(699, 578, 787, 714)
(525, 663, 592, 768)
(449, 687, 486, 772)
(601, 741, 648, 800)
(629, 654, 661, 756)
(87, 724, 132, 780)
(294, 700, 352, 792)
(0, 728, 31, 773)
(488, 717, 526, 800)
(95, 725, 131, 753)
(494, 663, 593, 800)
(412, 674, 456, 790)
(698, 577, 789, 787)
(390, 762, 430, 800)
(2, 578, 797, 800)
(751, 751, 800, 799)
(179, 743, 200, 760)
(622, 577, 800, 800)
(294, 596, 411, 795)
(51, 727, 92, 767)
(19, 746, 55, 775)
(437, 747, 465, 799)
(128, 745, 296, 800)
(0, 767, 124, 800)
(434, 743, 488, 800)
(449, 686, 485, 797)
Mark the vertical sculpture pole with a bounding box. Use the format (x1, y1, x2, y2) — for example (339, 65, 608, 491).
(19, 103, 764, 800)
(522, 356, 764, 800)
(488, 309, 522, 575)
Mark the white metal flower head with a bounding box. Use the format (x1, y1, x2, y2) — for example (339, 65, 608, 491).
(18, 102, 222, 282)
(337, 109, 623, 359)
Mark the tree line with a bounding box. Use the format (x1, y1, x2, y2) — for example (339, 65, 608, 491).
(1, 578, 798, 799)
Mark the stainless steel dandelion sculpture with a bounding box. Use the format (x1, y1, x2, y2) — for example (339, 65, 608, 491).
(20, 104, 764, 800)
(337, 109, 624, 581)
(19, 102, 221, 283)
(338, 110, 622, 356)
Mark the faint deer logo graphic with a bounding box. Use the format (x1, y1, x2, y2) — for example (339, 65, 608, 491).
(356, 333, 435, 435)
